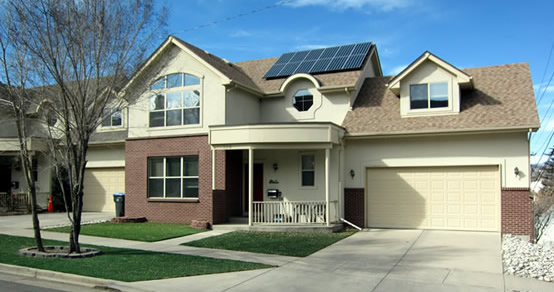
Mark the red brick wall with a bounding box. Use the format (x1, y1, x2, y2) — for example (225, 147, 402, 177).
(501, 187, 534, 240)
(344, 188, 365, 228)
(125, 135, 225, 224)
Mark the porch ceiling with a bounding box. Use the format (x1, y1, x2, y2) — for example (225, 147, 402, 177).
(209, 122, 345, 149)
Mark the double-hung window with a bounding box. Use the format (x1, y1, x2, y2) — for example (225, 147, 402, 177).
(300, 154, 315, 187)
(148, 156, 199, 199)
(410, 82, 449, 110)
(149, 73, 201, 127)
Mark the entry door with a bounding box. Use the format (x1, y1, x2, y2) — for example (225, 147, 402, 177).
(0, 166, 11, 193)
(244, 163, 263, 212)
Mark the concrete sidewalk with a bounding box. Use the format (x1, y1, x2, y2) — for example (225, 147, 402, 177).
(2, 213, 554, 291)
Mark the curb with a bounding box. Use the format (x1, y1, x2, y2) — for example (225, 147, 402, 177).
(0, 263, 152, 292)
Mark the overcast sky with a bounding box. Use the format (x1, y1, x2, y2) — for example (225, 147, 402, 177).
(163, 0, 554, 163)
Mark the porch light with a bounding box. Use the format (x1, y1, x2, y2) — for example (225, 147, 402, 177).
(514, 167, 519, 177)
(350, 169, 355, 179)
(273, 163, 278, 172)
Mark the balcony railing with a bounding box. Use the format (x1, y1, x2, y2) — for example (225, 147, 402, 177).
(252, 200, 338, 224)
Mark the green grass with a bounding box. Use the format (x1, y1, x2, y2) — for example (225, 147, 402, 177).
(183, 230, 357, 257)
(47, 222, 206, 242)
(0, 234, 271, 282)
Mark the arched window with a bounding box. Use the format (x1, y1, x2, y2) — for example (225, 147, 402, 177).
(149, 73, 201, 127)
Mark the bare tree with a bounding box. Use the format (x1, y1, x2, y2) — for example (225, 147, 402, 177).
(1, 0, 165, 253)
(0, 33, 46, 251)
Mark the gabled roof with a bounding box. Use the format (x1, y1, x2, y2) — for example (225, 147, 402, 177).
(386, 51, 473, 95)
(171, 37, 263, 92)
(343, 63, 540, 135)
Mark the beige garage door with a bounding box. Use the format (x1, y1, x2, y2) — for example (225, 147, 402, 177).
(366, 166, 500, 231)
(83, 168, 125, 212)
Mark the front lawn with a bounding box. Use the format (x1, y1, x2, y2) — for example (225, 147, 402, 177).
(183, 230, 356, 257)
(0, 234, 271, 282)
(47, 222, 206, 242)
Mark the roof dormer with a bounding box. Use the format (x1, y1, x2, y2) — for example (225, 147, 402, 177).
(386, 52, 473, 117)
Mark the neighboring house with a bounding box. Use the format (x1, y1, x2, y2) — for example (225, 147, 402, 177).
(0, 96, 52, 210)
(85, 35, 540, 239)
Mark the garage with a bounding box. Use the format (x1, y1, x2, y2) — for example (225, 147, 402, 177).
(366, 165, 500, 231)
(83, 167, 125, 212)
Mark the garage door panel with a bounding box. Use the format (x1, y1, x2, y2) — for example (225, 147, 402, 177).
(83, 168, 125, 212)
(367, 166, 500, 231)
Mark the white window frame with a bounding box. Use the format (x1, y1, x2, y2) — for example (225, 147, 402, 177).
(409, 81, 449, 111)
(299, 153, 316, 188)
(293, 89, 314, 112)
(147, 156, 199, 199)
(148, 73, 201, 128)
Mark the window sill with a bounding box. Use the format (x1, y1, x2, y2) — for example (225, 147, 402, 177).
(147, 198, 199, 203)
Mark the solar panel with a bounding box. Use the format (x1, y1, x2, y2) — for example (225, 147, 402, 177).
(327, 56, 348, 71)
(274, 52, 295, 65)
(263, 41, 372, 78)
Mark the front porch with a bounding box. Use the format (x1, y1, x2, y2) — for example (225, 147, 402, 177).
(210, 122, 345, 229)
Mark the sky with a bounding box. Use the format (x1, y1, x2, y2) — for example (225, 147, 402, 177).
(162, 0, 554, 164)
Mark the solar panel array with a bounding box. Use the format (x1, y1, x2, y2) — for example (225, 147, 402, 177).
(264, 42, 372, 79)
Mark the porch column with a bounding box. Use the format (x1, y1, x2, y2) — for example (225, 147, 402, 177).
(248, 147, 253, 226)
(325, 148, 330, 226)
(211, 148, 216, 190)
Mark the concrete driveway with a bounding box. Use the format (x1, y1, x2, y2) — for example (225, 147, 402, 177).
(235, 229, 503, 291)
(134, 229, 506, 292)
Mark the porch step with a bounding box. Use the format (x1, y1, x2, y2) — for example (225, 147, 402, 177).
(228, 216, 248, 224)
(212, 224, 250, 231)
(212, 223, 345, 233)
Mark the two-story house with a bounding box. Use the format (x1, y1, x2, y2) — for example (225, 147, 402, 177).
(84, 36, 540, 239)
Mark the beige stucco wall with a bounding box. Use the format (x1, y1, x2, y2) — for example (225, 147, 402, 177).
(259, 78, 352, 125)
(344, 132, 530, 189)
(127, 44, 226, 138)
(225, 88, 259, 125)
(86, 144, 125, 168)
(399, 60, 461, 116)
(251, 148, 341, 204)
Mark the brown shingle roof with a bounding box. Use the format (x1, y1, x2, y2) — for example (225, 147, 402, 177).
(234, 58, 362, 93)
(172, 36, 365, 94)
(342, 63, 540, 134)
(172, 37, 262, 92)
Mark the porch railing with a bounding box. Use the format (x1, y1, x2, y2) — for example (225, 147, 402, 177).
(252, 201, 338, 224)
(0, 192, 28, 211)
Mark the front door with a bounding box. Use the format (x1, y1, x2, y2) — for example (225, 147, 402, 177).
(0, 166, 11, 193)
(244, 163, 263, 212)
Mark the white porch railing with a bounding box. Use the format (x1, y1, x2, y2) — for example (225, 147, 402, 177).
(252, 201, 338, 224)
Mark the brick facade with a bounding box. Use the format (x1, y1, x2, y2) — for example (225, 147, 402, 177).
(125, 135, 227, 224)
(344, 188, 365, 228)
(501, 187, 534, 240)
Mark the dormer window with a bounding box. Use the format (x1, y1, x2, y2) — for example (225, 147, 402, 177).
(101, 108, 122, 127)
(410, 82, 448, 110)
(149, 73, 201, 128)
(293, 89, 313, 112)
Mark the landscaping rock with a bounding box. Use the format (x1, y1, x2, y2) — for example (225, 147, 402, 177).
(19, 246, 102, 258)
(503, 234, 554, 282)
(191, 219, 210, 229)
(110, 216, 147, 223)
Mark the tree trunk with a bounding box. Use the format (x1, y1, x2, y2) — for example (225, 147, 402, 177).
(69, 190, 83, 253)
(29, 188, 45, 252)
